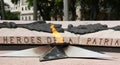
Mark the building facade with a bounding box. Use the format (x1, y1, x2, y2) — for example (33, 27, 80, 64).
(10, 0, 34, 21)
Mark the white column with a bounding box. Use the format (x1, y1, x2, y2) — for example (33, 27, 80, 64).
(63, 0, 69, 21)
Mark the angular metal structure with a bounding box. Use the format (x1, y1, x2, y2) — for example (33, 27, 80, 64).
(0, 45, 112, 61)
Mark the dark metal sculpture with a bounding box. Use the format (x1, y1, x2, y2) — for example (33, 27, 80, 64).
(0, 21, 64, 33)
(111, 26, 120, 31)
(67, 23, 108, 34)
(41, 46, 67, 61)
(1, 21, 119, 34)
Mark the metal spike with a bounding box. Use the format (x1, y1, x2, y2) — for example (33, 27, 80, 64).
(40, 46, 67, 61)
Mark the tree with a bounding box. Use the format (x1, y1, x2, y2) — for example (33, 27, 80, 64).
(0, 1, 19, 20)
(78, 0, 120, 20)
(78, 0, 99, 20)
(69, 0, 77, 20)
(11, 0, 80, 21)
(26, 0, 78, 21)
(11, 0, 63, 21)
(26, 0, 63, 20)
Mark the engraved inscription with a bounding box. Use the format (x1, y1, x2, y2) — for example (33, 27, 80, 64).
(0, 36, 77, 44)
(85, 38, 120, 46)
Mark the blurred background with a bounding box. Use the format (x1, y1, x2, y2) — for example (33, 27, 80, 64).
(1, 0, 120, 21)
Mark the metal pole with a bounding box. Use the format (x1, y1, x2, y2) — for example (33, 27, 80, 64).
(63, 0, 69, 21)
(1, 0, 5, 20)
(33, 0, 37, 21)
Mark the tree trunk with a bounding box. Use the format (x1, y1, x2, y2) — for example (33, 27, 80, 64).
(70, 0, 76, 20)
(33, 0, 37, 20)
(0, 0, 5, 20)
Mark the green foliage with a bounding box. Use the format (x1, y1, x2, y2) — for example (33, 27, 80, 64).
(26, 0, 63, 20)
(0, 1, 19, 20)
(55, 0, 62, 3)
(11, 0, 77, 20)
(5, 11, 20, 20)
